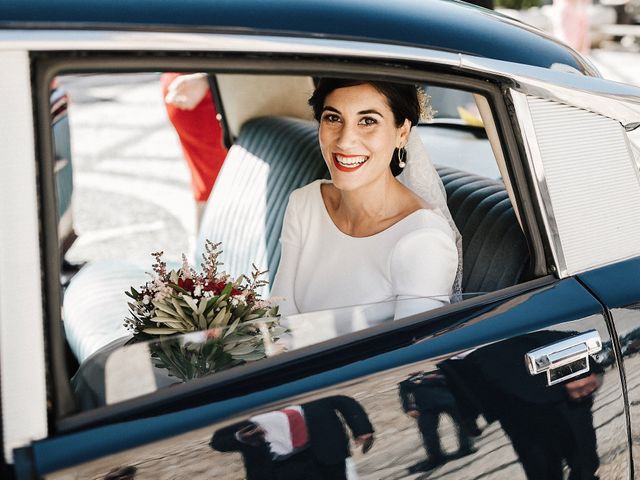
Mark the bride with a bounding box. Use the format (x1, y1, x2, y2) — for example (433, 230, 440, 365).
(271, 78, 462, 321)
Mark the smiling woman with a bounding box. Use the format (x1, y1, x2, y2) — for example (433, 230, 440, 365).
(270, 79, 462, 322)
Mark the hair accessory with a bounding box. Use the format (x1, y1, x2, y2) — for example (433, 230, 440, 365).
(398, 147, 407, 168)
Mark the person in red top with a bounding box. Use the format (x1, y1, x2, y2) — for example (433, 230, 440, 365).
(161, 72, 228, 230)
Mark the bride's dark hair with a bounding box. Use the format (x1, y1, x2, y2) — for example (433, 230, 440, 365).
(308, 78, 430, 176)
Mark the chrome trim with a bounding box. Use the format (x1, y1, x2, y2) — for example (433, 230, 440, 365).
(461, 55, 640, 127)
(623, 124, 640, 186)
(2, 29, 639, 122)
(0, 29, 461, 66)
(526, 330, 602, 375)
(525, 329, 602, 386)
(510, 90, 567, 277)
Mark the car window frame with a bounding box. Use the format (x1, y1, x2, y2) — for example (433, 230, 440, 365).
(32, 50, 552, 433)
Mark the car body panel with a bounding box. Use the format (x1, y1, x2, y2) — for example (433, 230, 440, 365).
(23, 277, 629, 478)
(579, 257, 640, 478)
(0, 0, 593, 74)
(0, 50, 48, 464)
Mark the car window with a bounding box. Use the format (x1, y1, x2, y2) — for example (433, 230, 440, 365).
(419, 85, 500, 179)
(74, 294, 484, 408)
(54, 71, 520, 412)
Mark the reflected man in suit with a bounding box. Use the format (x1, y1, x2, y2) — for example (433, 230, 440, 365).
(399, 370, 475, 473)
(210, 395, 374, 480)
(464, 330, 602, 480)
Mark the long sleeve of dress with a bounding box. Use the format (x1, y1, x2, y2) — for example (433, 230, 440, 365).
(270, 190, 302, 316)
(390, 223, 458, 320)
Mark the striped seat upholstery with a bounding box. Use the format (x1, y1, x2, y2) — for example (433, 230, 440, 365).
(436, 166, 530, 293)
(196, 116, 327, 290)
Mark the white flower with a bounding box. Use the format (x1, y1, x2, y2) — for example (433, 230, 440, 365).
(194, 285, 202, 297)
(253, 299, 272, 309)
(142, 295, 151, 305)
(181, 254, 192, 278)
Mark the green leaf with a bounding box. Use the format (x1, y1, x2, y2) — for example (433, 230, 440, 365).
(154, 318, 187, 329)
(221, 283, 233, 297)
(228, 343, 256, 355)
(198, 312, 207, 330)
(197, 298, 208, 315)
(171, 297, 190, 322)
(223, 334, 254, 344)
(224, 318, 241, 338)
(222, 311, 232, 328)
(142, 328, 179, 335)
(241, 317, 280, 326)
(153, 301, 179, 317)
(222, 342, 238, 352)
(232, 351, 267, 362)
(209, 308, 227, 328)
(181, 294, 199, 313)
(203, 296, 219, 317)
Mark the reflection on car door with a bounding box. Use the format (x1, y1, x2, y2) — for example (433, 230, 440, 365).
(18, 277, 629, 479)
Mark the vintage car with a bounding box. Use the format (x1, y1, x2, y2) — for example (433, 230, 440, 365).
(2, 0, 640, 478)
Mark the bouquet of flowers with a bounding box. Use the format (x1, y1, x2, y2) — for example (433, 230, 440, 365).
(124, 240, 283, 381)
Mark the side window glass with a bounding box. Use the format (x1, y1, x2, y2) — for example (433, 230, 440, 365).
(420, 85, 500, 179)
(54, 73, 523, 412)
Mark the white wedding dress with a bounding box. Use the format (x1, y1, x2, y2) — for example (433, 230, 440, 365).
(270, 179, 458, 320)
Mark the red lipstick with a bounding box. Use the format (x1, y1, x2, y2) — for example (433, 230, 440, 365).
(333, 153, 368, 173)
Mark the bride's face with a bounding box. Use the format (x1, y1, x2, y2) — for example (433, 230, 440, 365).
(318, 83, 410, 192)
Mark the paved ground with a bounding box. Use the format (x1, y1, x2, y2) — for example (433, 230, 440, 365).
(60, 73, 193, 267)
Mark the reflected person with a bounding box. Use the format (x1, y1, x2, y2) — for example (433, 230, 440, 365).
(464, 331, 603, 480)
(210, 395, 374, 480)
(399, 370, 476, 473)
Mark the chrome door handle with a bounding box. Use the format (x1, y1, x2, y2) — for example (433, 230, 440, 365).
(525, 330, 602, 386)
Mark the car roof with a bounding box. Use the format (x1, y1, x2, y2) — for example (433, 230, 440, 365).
(0, 0, 592, 74)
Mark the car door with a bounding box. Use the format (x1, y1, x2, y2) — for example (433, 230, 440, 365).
(5, 34, 640, 480)
(15, 279, 627, 480)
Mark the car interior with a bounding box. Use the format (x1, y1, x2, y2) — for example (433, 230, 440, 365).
(51, 68, 532, 411)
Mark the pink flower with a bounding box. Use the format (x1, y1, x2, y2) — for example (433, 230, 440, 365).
(207, 328, 223, 339)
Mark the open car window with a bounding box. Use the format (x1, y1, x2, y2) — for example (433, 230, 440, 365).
(54, 71, 526, 415)
(419, 86, 500, 179)
(75, 294, 486, 408)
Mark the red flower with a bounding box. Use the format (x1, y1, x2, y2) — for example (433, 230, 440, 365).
(178, 277, 195, 293)
(204, 281, 227, 295)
